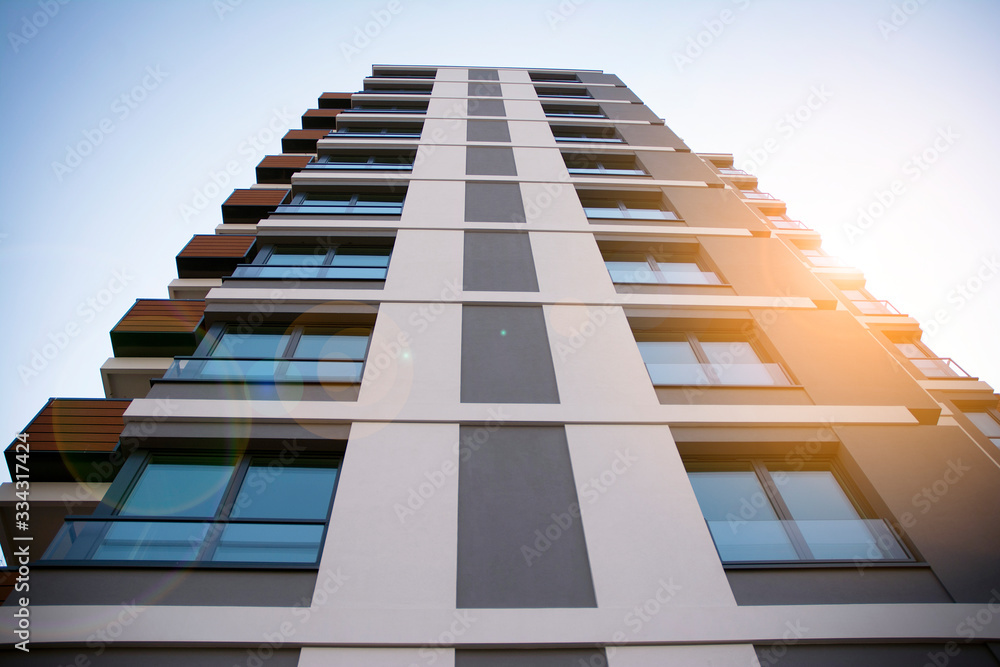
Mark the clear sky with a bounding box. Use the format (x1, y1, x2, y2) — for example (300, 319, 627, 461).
(1, 0, 998, 490)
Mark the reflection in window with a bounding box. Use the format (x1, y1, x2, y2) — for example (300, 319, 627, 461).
(636, 334, 790, 386)
(687, 461, 910, 563)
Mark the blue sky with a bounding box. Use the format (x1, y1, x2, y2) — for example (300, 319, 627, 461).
(1, 0, 998, 488)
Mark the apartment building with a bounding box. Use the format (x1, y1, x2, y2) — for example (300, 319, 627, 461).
(2, 65, 1000, 666)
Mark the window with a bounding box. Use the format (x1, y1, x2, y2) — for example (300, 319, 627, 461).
(564, 153, 646, 176)
(43, 453, 340, 565)
(580, 194, 677, 220)
(964, 410, 1000, 448)
(604, 250, 721, 285)
(370, 68, 436, 79)
(529, 71, 579, 83)
(307, 153, 415, 171)
(686, 459, 910, 564)
(231, 244, 391, 280)
(889, 334, 970, 378)
(346, 102, 427, 114)
(800, 248, 844, 268)
(551, 125, 623, 143)
(535, 86, 591, 99)
(636, 334, 791, 386)
(330, 124, 422, 138)
(543, 104, 605, 118)
(162, 324, 370, 383)
(277, 192, 405, 215)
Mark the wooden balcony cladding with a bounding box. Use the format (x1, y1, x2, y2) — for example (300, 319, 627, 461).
(318, 92, 353, 109)
(221, 188, 289, 224)
(5, 398, 130, 482)
(256, 155, 313, 184)
(281, 129, 329, 153)
(302, 109, 342, 130)
(110, 299, 206, 357)
(176, 235, 257, 278)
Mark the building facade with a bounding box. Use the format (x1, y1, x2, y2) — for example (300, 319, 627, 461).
(3, 65, 1000, 666)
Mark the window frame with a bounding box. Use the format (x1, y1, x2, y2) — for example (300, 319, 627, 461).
(685, 456, 915, 567)
(603, 250, 722, 285)
(962, 408, 1000, 448)
(40, 451, 343, 569)
(160, 323, 372, 384)
(580, 196, 679, 221)
(635, 332, 793, 387)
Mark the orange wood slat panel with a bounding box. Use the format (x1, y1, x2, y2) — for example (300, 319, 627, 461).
(320, 92, 353, 101)
(282, 130, 328, 141)
(178, 235, 256, 259)
(257, 155, 313, 169)
(222, 189, 290, 207)
(13, 398, 128, 454)
(113, 300, 205, 333)
(303, 109, 342, 118)
(47, 399, 131, 411)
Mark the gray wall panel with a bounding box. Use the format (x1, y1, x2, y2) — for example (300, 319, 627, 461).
(460, 305, 559, 404)
(467, 120, 511, 142)
(21, 569, 318, 606)
(466, 147, 518, 176)
(456, 649, 608, 666)
(464, 182, 525, 223)
(469, 82, 502, 97)
(0, 649, 300, 667)
(468, 68, 500, 80)
(754, 644, 1000, 667)
(457, 425, 596, 608)
(467, 99, 506, 117)
(727, 567, 953, 605)
(463, 232, 539, 292)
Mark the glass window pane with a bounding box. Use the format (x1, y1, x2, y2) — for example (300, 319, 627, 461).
(294, 332, 369, 359)
(656, 262, 719, 285)
(776, 471, 860, 521)
(255, 266, 326, 279)
(119, 461, 234, 517)
(606, 261, 656, 283)
(325, 267, 388, 280)
(213, 523, 325, 563)
(331, 249, 391, 267)
(967, 412, 1000, 438)
(230, 464, 339, 520)
(636, 341, 697, 364)
(94, 521, 209, 561)
(699, 341, 776, 385)
(688, 471, 798, 562)
(265, 249, 328, 266)
(212, 329, 290, 358)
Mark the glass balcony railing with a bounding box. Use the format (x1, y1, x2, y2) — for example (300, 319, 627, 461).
(304, 162, 412, 171)
(910, 357, 971, 378)
(161, 358, 364, 383)
(705, 518, 909, 563)
(583, 207, 677, 220)
(568, 167, 646, 176)
(275, 200, 404, 215)
(767, 217, 810, 230)
(43, 518, 326, 564)
(554, 136, 623, 143)
(741, 190, 778, 200)
(230, 264, 387, 280)
(327, 130, 421, 139)
(645, 362, 792, 386)
(718, 167, 751, 176)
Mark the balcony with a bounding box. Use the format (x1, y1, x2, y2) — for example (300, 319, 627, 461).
(305, 154, 414, 171)
(741, 190, 778, 200)
(705, 518, 909, 563)
(327, 128, 422, 140)
(767, 216, 810, 230)
(851, 299, 902, 316)
(161, 357, 364, 383)
(909, 357, 970, 379)
(275, 193, 405, 216)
